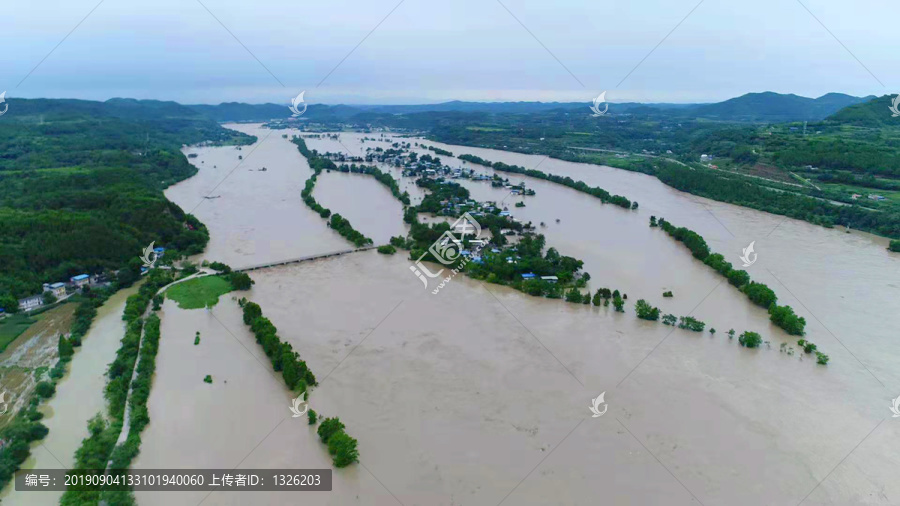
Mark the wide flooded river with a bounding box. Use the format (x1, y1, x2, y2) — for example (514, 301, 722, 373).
(167, 126, 349, 269)
(141, 125, 898, 505)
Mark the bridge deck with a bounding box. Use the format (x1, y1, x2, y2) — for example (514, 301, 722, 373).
(234, 245, 378, 272)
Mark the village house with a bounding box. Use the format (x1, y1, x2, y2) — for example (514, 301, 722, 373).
(43, 282, 66, 299)
(70, 274, 90, 287)
(18, 295, 43, 311)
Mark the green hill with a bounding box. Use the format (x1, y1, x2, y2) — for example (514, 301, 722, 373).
(826, 94, 899, 127)
(692, 92, 872, 122)
(0, 99, 253, 306)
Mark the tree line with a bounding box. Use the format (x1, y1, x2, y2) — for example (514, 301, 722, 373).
(240, 299, 317, 391)
(457, 154, 634, 210)
(239, 297, 360, 467)
(654, 217, 809, 337)
(336, 163, 410, 205)
(292, 138, 373, 248)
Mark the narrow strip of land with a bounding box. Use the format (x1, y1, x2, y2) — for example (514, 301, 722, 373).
(104, 269, 212, 469)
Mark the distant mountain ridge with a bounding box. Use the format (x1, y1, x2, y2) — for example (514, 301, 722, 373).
(185, 92, 875, 124)
(690, 92, 874, 122)
(1, 93, 875, 125)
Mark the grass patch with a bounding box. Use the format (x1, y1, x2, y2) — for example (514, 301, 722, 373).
(0, 314, 39, 353)
(165, 276, 233, 309)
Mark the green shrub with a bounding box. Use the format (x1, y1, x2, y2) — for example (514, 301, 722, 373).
(738, 331, 763, 348)
(228, 272, 254, 290)
(317, 417, 346, 444)
(678, 316, 706, 332)
(634, 299, 660, 321)
(327, 431, 359, 468)
(769, 305, 806, 335)
(209, 261, 232, 273)
(742, 282, 777, 308)
(34, 381, 55, 399)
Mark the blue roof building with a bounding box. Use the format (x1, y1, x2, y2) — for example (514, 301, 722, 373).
(521, 273, 537, 279)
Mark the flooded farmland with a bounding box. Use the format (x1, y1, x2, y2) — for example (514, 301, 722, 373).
(3, 285, 141, 506)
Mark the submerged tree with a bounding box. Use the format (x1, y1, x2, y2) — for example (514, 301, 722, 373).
(738, 331, 762, 348)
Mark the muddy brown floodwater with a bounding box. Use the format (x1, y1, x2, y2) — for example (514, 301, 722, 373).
(141, 126, 898, 505)
(167, 125, 350, 269)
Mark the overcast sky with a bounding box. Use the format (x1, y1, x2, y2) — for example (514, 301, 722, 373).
(2, 0, 896, 105)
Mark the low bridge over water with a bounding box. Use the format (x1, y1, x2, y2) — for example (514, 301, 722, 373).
(234, 245, 379, 273)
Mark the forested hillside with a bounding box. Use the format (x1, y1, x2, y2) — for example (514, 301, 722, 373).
(0, 99, 253, 304)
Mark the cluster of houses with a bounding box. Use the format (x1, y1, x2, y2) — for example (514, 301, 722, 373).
(322, 152, 364, 164)
(16, 274, 96, 312)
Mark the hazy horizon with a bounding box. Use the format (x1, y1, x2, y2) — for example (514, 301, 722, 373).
(3, 90, 882, 108)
